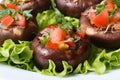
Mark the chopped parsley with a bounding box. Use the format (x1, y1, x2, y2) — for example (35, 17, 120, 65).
(111, 0, 120, 7)
(96, 1, 106, 14)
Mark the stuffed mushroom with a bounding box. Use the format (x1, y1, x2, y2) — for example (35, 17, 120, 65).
(0, 0, 51, 16)
(32, 25, 91, 71)
(55, 0, 102, 18)
(0, 2, 38, 46)
(80, 0, 120, 48)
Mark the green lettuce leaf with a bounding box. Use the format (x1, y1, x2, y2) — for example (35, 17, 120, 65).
(0, 39, 33, 70)
(36, 8, 79, 30)
(0, 40, 14, 62)
(33, 60, 73, 77)
(36, 10, 58, 30)
(10, 42, 33, 64)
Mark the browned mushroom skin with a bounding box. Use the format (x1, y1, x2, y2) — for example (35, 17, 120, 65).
(32, 36, 91, 71)
(80, 13, 120, 49)
(22, 0, 51, 16)
(0, 19, 38, 46)
(55, 0, 102, 18)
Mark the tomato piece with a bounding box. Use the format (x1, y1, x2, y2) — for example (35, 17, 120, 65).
(15, 13, 26, 27)
(6, 3, 19, 10)
(40, 25, 55, 34)
(0, 15, 14, 28)
(45, 40, 59, 50)
(106, 0, 114, 11)
(90, 9, 109, 27)
(50, 27, 66, 43)
(66, 42, 75, 47)
(77, 32, 86, 39)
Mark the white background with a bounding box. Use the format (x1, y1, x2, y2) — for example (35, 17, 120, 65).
(0, 64, 120, 80)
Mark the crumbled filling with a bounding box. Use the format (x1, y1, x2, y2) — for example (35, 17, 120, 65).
(38, 25, 81, 50)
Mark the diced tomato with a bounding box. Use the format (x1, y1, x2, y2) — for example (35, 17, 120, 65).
(77, 32, 86, 39)
(106, 0, 114, 11)
(89, 9, 109, 27)
(45, 40, 59, 50)
(66, 42, 75, 47)
(50, 27, 66, 43)
(6, 3, 19, 10)
(15, 13, 26, 27)
(40, 25, 55, 34)
(88, 0, 115, 27)
(0, 15, 14, 28)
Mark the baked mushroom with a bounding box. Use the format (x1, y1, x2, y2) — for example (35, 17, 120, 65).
(32, 25, 91, 71)
(79, 0, 120, 48)
(0, 0, 51, 16)
(0, 2, 38, 46)
(55, 0, 102, 18)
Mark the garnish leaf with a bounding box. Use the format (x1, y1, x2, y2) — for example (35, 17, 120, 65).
(108, 4, 118, 22)
(41, 37, 49, 46)
(96, 1, 106, 14)
(34, 60, 73, 77)
(0, 9, 10, 18)
(22, 10, 33, 20)
(111, 0, 120, 7)
(0, 39, 33, 70)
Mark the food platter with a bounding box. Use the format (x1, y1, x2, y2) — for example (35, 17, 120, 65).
(0, 0, 120, 80)
(0, 63, 119, 80)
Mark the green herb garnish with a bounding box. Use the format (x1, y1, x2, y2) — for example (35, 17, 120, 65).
(108, 4, 118, 21)
(111, 0, 120, 7)
(22, 10, 33, 20)
(0, 9, 11, 18)
(96, 1, 106, 14)
(41, 37, 49, 46)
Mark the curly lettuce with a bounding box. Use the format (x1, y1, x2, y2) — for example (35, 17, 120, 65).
(0, 39, 33, 70)
(36, 7, 79, 30)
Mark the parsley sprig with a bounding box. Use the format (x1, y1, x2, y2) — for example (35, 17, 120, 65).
(96, 1, 106, 14)
(111, 0, 120, 7)
(0, 2, 32, 20)
(0, 4, 17, 18)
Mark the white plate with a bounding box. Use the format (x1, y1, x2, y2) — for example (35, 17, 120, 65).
(0, 63, 120, 80)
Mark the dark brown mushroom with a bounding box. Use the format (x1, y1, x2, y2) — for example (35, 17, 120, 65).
(0, 0, 41, 46)
(22, 0, 51, 16)
(80, 10, 120, 49)
(0, 0, 51, 17)
(0, 19, 38, 46)
(32, 35, 91, 71)
(55, 0, 102, 18)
